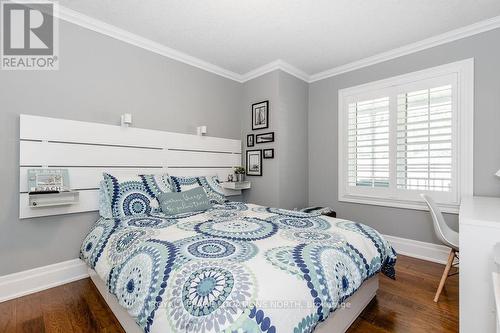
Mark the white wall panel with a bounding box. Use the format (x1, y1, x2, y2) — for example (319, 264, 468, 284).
(165, 132, 240, 153)
(167, 150, 241, 167)
(20, 141, 164, 167)
(20, 114, 165, 149)
(19, 115, 242, 218)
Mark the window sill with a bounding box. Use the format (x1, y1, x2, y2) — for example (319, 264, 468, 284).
(339, 194, 459, 214)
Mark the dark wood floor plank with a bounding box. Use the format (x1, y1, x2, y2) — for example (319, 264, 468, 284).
(347, 256, 459, 333)
(0, 255, 458, 333)
(84, 281, 125, 332)
(0, 298, 16, 333)
(15, 293, 44, 333)
(61, 280, 99, 333)
(39, 286, 74, 333)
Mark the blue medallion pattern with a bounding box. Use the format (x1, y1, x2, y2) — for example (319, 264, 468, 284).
(195, 217, 278, 241)
(334, 220, 397, 278)
(176, 219, 203, 231)
(140, 174, 173, 197)
(102, 173, 161, 217)
(166, 260, 255, 333)
(266, 207, 321, 218)
(98, 180, 113, 219)
(269, 215, 330, 230)
(293, 313, 320, 333)
(108, 240, 176, 333)
(280, 229, 345, 246)
(265, 247, 304, 279)
(81, 201, 397, 333)
(213, 201, 248, 211)
(169, 175, 226, 204)
(248, 306, 277, 333)
(80, 218, 119, 268)
(293, 243, 367, 321)
(107, 228, 154, 265)
(207, 209, 241, 222)
(123, 216, 177, 229)
(175, 235, 257, 262)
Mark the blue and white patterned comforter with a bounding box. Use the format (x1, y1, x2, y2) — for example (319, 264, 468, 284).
(80, 202, 396, 333)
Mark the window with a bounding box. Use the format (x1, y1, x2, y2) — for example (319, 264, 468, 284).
(338, 60, 473, 213)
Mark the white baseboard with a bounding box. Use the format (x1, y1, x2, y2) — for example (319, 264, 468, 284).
(383, 234, 452, 265)
(0, 259, 89, 303)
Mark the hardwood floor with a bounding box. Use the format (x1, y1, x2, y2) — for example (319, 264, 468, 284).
(348, 255, 459, 333)
(0, 255, 458, 333)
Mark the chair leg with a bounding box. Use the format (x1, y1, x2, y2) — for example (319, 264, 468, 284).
(434, 248, 455, 302)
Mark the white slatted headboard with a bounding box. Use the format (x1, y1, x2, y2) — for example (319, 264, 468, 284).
(19, 114, 242, 219)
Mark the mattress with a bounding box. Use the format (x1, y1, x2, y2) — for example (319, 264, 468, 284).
(80, 201, 396, 333)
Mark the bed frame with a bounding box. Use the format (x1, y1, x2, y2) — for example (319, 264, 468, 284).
(89, 268, 378, 333)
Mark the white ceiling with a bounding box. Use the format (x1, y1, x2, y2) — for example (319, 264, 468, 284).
(61, 0, 500, 76)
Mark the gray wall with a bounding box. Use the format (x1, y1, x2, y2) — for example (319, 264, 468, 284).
(277, 71, 309, 210)
(308, 28, 500, 244)
(0, 21, 242, 275)
(241, 71, 281, 207)
(241, 71, 309, 210)
(3, 18, 499, 276)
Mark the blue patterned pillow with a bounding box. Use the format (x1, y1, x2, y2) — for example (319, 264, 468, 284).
(98, 180, 113, 219)
(101, 173, 172, 218)
(169, 175, 226, 204)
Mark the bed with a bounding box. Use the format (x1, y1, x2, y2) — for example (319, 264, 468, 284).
(80, 201, 396, 333)
(20, 115, 396, 331)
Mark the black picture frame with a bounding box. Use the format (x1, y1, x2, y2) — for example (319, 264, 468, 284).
(246, 150, 262, 176)
(255, 132, 274, 144)
(263, 148, 274, 159)
(247, 134, 254, 147)
(252, 100, 269, 130)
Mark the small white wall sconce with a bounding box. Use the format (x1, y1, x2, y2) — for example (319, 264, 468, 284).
(496, 169, 500, 178)
(121, 113, 132, 127)
(197, 125, 207, 136)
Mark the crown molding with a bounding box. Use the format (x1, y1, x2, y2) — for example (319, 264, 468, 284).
(32, 2, 500, 84)
(54, 4, 311, 83)
(309, 15, 500, 82)
(241, 59, 310, 83)
(55, 4, 244, 82)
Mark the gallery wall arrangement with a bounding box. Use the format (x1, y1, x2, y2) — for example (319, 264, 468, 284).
(246, 100, 275, 177)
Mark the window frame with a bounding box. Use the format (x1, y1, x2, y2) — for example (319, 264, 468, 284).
(338, 59, 474, 214)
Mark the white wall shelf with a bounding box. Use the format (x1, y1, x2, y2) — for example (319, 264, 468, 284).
(221, 181, 251, 190)
(28, 191, 80, 208)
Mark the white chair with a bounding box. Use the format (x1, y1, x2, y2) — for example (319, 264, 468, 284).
(421, 194, 459, 302)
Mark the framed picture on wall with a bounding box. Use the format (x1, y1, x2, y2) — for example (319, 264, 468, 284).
(256, 132, 274, 144)
(263, 149, 274, 159)
(252, 100, 269, 130)
(246, 150, 262, 176)
(247, 134, 254, 147)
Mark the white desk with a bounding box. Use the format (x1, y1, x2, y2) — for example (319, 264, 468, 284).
(493, 273, 500, 333)
(460, 196, 500, 333)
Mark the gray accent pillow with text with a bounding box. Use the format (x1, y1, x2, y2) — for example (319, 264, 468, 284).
(157, 187, 212, 215)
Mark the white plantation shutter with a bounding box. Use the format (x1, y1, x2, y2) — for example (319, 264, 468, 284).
(338, 59, 473, 213)
(348, 97, 390, 188)
(396, 85, 453, 192)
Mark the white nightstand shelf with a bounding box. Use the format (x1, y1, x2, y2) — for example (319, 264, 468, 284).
(221, 181, 251, 196)
(28, 191, 80, 208)
(222, 181, 251, 190)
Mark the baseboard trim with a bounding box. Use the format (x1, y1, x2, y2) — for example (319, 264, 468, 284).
(383, 234, 451, 265)
(0, 259, 89, 303)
